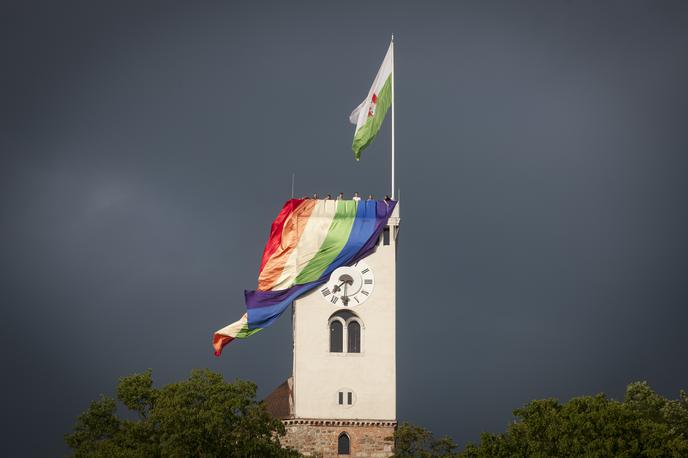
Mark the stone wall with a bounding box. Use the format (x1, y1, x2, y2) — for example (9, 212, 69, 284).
(280, 419, 395, 458)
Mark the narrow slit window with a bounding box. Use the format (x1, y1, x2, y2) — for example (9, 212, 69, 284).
(347, 392, 352, 405)
(383, 226, 390, 245)
(338, 392, 343, 405)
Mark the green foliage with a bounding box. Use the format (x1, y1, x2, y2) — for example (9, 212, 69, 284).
(69, 377, 688, 457)
(391, 422, 457, 457)
(65, 369, 300, 458)
(393, 382, 688, 457)
(116, 369, 155, 417)
(65, 396, 120, 453)
(459, 381, 688, 458)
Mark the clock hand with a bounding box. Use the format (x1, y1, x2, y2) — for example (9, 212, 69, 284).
(332, 280, 346, 293)
(341, 283, 350, 306)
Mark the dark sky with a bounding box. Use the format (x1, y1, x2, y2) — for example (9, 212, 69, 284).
(3, 1, 688, 455)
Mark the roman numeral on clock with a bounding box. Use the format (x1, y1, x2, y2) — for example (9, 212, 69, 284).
(364, 279, 373, 285)
(361, 268, 369, 275)
(330, 296, 338, 304)
(321, 288, 331, 296)
(361, 290, 369, 296)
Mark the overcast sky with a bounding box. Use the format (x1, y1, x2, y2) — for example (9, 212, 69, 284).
(2, 1, 688, 455)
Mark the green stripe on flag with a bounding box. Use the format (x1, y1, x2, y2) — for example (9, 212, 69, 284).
(352, 75, 392, 160)
(294, 200, 358, 283)
(236, 325, 262, 339)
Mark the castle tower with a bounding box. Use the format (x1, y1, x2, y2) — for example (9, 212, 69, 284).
(266, 205, 400, 457)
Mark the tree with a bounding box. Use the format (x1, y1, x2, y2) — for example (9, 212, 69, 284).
(392, 382, 688, 457)
(391, 422, 457, 457)
(460, 381, 688, 457)
(65, 369, 300, 457)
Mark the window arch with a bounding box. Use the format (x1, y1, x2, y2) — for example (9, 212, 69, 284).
(347, 321, 360, 353)
(330, 320, 343, 353)
(328, 310, 363, 354)
(338, 432, 350, 455)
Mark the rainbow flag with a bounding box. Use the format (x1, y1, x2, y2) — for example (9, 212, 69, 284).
(213, 198, 396, 356)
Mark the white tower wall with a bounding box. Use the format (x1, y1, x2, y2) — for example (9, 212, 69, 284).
(292, 208, 399, 421)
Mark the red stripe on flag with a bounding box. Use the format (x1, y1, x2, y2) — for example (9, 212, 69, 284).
(213, 334, 235, 357)
(258, 199, 304, 273)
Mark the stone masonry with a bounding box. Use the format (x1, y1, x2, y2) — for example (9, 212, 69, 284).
(280, 420, 395, 458)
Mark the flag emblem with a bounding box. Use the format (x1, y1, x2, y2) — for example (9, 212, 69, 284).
(368, 93, 378, 118)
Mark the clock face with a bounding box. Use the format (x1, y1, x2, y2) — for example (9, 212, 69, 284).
(319, 261, 374, 307)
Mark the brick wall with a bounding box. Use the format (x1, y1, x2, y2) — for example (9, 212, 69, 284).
(280, 420, 395, 458)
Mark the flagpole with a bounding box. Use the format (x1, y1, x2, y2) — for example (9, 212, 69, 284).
(391, 35, 395, 200)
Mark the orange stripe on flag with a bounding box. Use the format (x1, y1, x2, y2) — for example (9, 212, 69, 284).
(257, 199, 316, 290)
(258, 199, 303, 273)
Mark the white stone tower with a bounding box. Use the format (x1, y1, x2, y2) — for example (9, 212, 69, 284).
(266, 205, 400, 457)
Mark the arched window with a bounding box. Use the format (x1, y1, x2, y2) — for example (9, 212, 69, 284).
(338, 432, 350, 455)
(328, 310, 363, 354)
(330, 320, 343, 353)
(347, 321, 360, 353)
